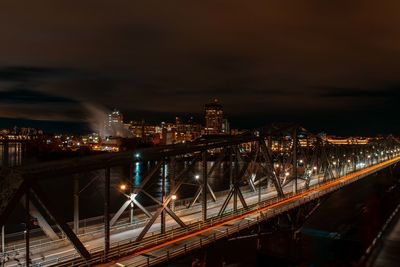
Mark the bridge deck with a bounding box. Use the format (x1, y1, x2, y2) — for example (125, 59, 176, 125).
(104, 157, 400, 267)
(2, 157, 397, 267)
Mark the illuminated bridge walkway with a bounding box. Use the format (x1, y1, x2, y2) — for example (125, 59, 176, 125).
(0, 125, 399, 266)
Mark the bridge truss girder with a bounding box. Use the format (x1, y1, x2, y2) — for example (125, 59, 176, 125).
(1, 124, 400, 266)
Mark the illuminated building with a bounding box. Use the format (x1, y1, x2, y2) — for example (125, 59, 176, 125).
(103, 109, 125, 137)
(204, 99, 224, 135)
(222, 119, 230, 134)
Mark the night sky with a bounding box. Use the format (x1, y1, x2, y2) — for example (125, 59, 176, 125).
(1, 1, 400, 135)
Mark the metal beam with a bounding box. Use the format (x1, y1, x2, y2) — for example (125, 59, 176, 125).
(293, 127, 298, 194)
(25, 189, 30, 267)
(202, 151, 207, 222)
(218, 188, 234, 216)
(73, 175, 79, 234)
(30, 183, 91, 260)
(104, 168, 110, 256)
(132, 199, 152, 218)
(28, 196, 60, 241)
(110, 200, 131, 227)
(161, 161, 166, 234)
(135, 157, 200, 241)
(259, 139, 285, 197)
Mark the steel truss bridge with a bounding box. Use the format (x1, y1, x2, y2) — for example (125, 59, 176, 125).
(1, 124, 400, 266)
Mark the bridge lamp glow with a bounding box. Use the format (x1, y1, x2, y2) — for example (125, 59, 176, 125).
(195, 174, 200, 180)
(171, 194, 177, 200)
(120, 184, 127, 191)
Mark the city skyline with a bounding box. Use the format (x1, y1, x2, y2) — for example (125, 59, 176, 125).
(1, 1, 400, 135)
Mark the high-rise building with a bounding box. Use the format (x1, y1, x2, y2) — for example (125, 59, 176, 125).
(204, 99, 224, 135)
(222, 119, 230, 134)
(103, 109, 125, 137)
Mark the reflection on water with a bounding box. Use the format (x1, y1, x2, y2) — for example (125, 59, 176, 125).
(133, 162, 141, 187)
(0, 142, 23, 167)
(7, 158, 234, 224)
(130, 160, 231, 200)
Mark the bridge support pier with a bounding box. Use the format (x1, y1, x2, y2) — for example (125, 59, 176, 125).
(25, 189, 30, 267)
(292, 127, 298, 194)
(73, 175, 79, 234)
(202, 151, 207, 222)
(104, 168, 110, 256)
(129, 163, 134, 224)
(161, 161, 166, 234)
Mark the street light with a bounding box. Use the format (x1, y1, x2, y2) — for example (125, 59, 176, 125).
(120, 184, 127, 191)
(171, 194, 177, 211)
(195, 174, 200, 180)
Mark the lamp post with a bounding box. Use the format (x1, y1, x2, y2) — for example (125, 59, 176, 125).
(171, 195, 177, 212)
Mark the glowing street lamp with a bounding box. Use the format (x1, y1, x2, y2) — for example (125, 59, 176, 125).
(195, 174, 200, 180)
(120, 184, 127, 191)
(171, 194, 177, 211)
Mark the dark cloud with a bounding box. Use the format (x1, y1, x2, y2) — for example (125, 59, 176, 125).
(0, 88, 78, 104)
(317, 87, 400, 98)
(0, 66, 73, 82)
(0, 1, 400, 134)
